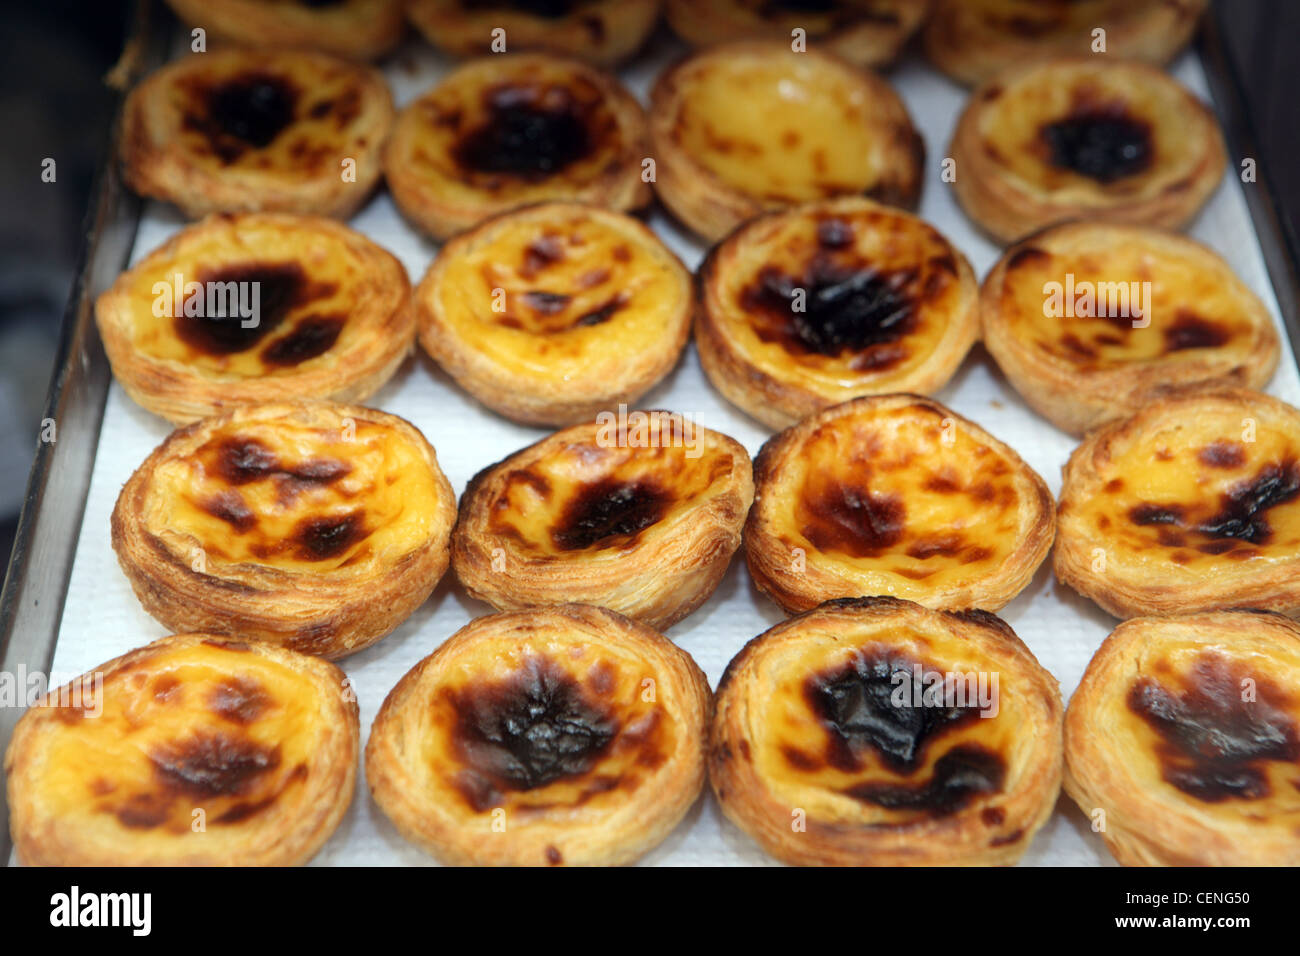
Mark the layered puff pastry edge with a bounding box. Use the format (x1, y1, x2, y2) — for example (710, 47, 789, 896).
(162, 0, 407, 61)
(95, 212, 414, 425)
(981, 222, 1279, 436)
(649, 41, 923, 242)
(1064, 610, 1300, 866)
(710, 597, 1063, 865)
(111, 401, 457, 659)
(121, 48, 394, 218)
(697, 196, 980, 429)
(453, 414, 754, 630)
(365, 604, 712, 866)
(1055, 387, 1300, 619)
(745, 394, 1056, 614)
(5, 632, 359, 866)
(415, 202, 692, 426)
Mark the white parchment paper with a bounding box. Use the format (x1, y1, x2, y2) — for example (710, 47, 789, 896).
(33, 35, 1300, 866)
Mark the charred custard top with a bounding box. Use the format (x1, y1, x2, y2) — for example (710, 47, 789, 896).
(142, 416, 443, 575)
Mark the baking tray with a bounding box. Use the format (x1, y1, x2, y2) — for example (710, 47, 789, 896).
(3, 0, 1299, 866)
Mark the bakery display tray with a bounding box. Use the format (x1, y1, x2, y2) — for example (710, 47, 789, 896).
(3, 0, 1299, 866)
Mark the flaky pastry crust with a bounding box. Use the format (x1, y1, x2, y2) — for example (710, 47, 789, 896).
(1055, 388, 1300, 619)
(415, 202, 691, 426)
(163, 0, 406, 61)
(710, 597, 1063, 865)
(384, 54, 650, 240)
(981, 222, 1279, 436)
(111, 401, 457, 659)
(95, 212, 413, 424)
(923, 0, 1208, 87)
(1064, 610, 1300, 866)
(407, 0, 662, 67)
(5, 632, 358, 866)
(745, 394, 1055, 613)
(366, 604, 712, 866)
(949, 57, 1226, 244)
(697, 197, 980, 429)
(452, 414, 753, 630)
(665, 0, 931, 69)
(121, 49, 393, 219)
(649, 41, 923, 242)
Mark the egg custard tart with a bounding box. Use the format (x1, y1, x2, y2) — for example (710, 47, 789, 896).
(416, 202, 691, 426)
(453, 414, 753, 630)
(95, 213, 413, 425)
(111, 402, 457, 659)
(949, 57, 1226, 244)
(162, 0, 406, 61)
(982, 223, 1280, 436)
(711, 597, 1063, 866)
(665, 0, 931, 69)
(649, 42, 923, 242)
(5, 633, 358, 867)
(924, 0, 1208, 87)
(1065, 610, 1300, 866)
(121, 49, 393, 219)
(366, 604, 711, 866)
(407, 0, 662, 67)
(697, 197, 979, 430)
(1055, 388, 1300, 619)
(745, 395, 1055, 614)
(384, 54, 649, 240)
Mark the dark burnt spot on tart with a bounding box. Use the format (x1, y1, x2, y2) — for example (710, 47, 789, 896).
(184, 72, 300, 164)
(521, 290, 571, 315)
(260, 315, 346, 366)
(448, 655, 620, 812)
(545, 845, 563, 865)
(1199, 440, 1247, 470)
(1129, 460, 1300, 549)
(521, 233, 566, 277)
(466, 0, 579, 16)
(453, 82, 596, 181)
(152, 674, 182, 704)
(290, 511, 368, 561)
(551, 476, 671, 551)
(208, 677, 271, 725)
(306, 86, 362, 129)
(844, 745, 1006, 817)
(212, 436, 351, 490)
(1164, 311, 1230, 352)
(1040, 106, 1153, 184)
(172, 261, 338, 359)
(801, 478, 905, 557)
(1128, 652, 1300, 802)
(204, 489, 256, 533)
(1004, 246, 1049, 272)
(151, 731, 281, 799)
(905, 534, 992, 564)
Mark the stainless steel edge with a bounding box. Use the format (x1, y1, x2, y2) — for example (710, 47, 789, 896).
(0, 0, 167, 862)
(1199, 8, 1300, 357)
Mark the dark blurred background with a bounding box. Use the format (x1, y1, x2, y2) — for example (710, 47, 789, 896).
(0, 0, 1297, 572)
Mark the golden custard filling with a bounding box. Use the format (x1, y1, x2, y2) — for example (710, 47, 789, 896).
(36, 641, 327, 841)
(996, 243, 1261, 370)
(1074, 411, 1300, 569)
(775, 408, 1031, 595)
(402, 63, 629, 201)
(416, 635, 679, 816)
(748, 628, 1021, 825)
(433, 210, 686, 379)
(713, 209, 966, 389)
(486, 440, 736, 558)
(671, 54, 888, 202)
(121, 224, 376, 378)
(1107, 640, 1300, 822)
(977, 67, 1201, 198)
(168, 56, 375, 176)
(144, 418, 441, 574)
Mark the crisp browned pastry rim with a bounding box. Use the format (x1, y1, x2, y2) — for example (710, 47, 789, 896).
(163, 0, 407, 61)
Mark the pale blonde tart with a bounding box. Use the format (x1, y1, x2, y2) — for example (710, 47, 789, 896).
(5, 633, 358, 866)
(710, 597, 1063, 866)
(415, 202, 691, 426)
(453, 414, 753, 630)
(649, 41, 923, 242)
(745, 394, 1055, 614)
(366, 605, 711, 866)
(697, 197, 979, 429)
(1065, 610, 1300, 866)
(121, 48, 393, 219)
(95, 212, 414, 425)
(111, 401, 457, 659)
(981, 222, 1279, 436)
(1055, 388, 1300, 619)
